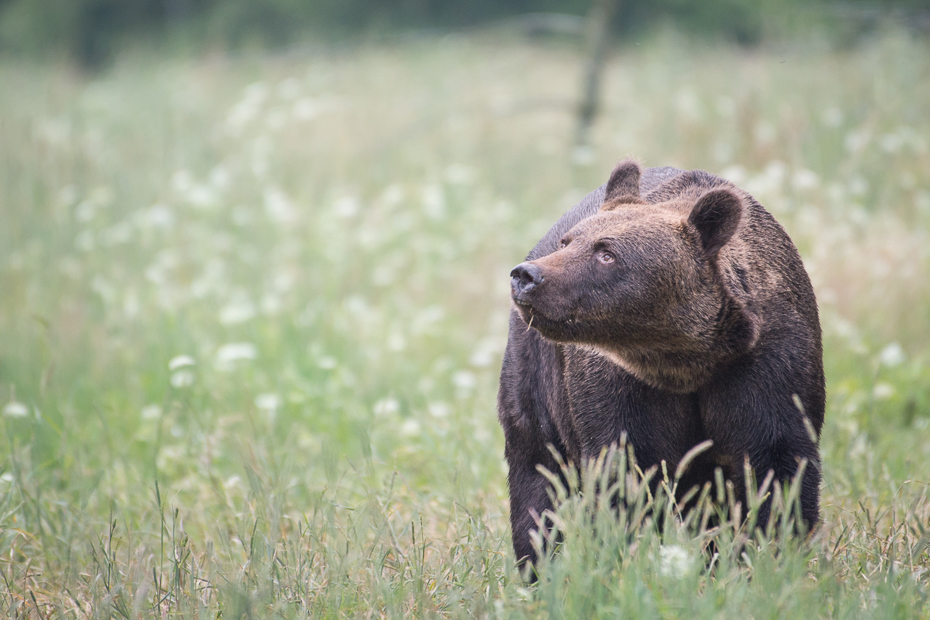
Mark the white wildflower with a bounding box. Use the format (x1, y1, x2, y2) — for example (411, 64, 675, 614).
(792, 169, 820, 191)
(219, 299, 256, 325)
(333, 195, 359, 218)
(3, 402, 29, 418)
(170, 370, 195, 388)
(849, 176, 869, 196)
(879, 133, 903, 154)
(75, 200, 97, 222)
(658, 544, 691, 579)
(317, 356, 337, 370)
(387, 332, 406, 352)
(264, 188, 298, 223)
(400, 418, 422, 437)
(255, 393, 282, 415)
(452, 370, 476, 391)
(141, 405, 162, 420)
(873, 382, 896, 400)
(186, 184, 219, 209)
(719, 165, 747, 186)
(421, 184, 445, 220)
(168, 355, 195, 371)
(428, 402, 451, 418)
(215, 342, 258, 371)
(374, 397, 400, 417)
(209, 165, 231, 190)
(878, 343, 905, 368)
(844, 130, 870, 154)
(140, 203, 175, 230)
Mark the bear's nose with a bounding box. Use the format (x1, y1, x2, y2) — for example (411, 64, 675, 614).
(510, 262, 544, 297)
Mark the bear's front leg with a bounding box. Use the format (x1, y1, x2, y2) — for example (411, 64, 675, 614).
(697, 350, 824, 532)
(498, 310, 572, 575)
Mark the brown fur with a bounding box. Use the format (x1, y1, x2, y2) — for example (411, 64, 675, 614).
(500, 160, 824, 574)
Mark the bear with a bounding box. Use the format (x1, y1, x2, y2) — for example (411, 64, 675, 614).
(497, 160, 824, 573)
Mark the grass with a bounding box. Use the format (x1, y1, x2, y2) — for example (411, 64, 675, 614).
(1, 27, 930, 618)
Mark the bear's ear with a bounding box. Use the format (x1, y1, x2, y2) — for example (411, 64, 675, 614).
(601, 159, 643, 210)
(687, 188, 743, 257)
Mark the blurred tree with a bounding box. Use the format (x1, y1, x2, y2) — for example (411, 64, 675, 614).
(0, 0, 926, 67)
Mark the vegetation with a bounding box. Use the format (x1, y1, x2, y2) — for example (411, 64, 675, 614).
(1, 28, 930, 617)
(3, 0, 926, 67)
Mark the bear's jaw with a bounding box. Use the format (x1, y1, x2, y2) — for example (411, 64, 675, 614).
(513, 301, 583, 339)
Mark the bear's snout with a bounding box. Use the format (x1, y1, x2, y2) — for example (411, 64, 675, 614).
(510, 262, 544, 302)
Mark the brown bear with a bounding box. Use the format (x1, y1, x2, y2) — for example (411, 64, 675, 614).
(498, 160, 824, 572)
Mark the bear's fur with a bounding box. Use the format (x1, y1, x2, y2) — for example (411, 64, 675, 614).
(498, 160, 824, 571)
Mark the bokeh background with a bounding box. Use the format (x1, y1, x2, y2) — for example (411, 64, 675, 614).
(2, 1, 930, 617)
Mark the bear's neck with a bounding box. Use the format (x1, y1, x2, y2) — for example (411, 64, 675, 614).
(589, 344, 723, 393)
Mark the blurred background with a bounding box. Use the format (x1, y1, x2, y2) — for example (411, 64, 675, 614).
(1, 0, 930, 616)
(1, 0, 928, 67)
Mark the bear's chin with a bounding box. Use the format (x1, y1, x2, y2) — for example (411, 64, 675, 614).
(513, 302, 582, 342)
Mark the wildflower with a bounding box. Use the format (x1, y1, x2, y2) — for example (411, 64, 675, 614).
(215, 342, 258, 371)
(333, 195, 359, 218)
(421, 184, 445, 220)
(3, 402, 29, 418)
(264, 188, 297, 223)
(170, 370, 195, 388)
(658, 544, 691, 579)
(400, 418, 422, 437)
(428, 402, 450, 418)
(374, 397, 400, 417)
(878, 342, 905, 368)
(873, 382, 896, 400)
(141, 405, 162, 420)
(719, 165, 747, 186)
(219, 299, 256, 325)
(452, 371, 476, 392)
(792, 169, 820, 191)
(255, 393, 282, 420)
(168, 355, 196, 371)
(317, 356, 337, 370)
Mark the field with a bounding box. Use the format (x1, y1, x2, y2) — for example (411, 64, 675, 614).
(2, 28, 930, 618)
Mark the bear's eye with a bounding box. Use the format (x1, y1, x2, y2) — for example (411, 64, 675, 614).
(597, 250, 616, 265)
(559, 239, 569, 249)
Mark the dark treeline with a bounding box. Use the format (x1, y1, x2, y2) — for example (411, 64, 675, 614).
(0, 0, 926, 67)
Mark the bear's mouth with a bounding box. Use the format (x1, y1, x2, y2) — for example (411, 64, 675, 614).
(513, 301, 580, 340)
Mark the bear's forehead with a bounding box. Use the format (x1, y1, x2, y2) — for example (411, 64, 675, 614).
(570, 206, 686, 239)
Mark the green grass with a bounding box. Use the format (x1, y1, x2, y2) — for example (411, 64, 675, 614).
(1, 29, 930, 618)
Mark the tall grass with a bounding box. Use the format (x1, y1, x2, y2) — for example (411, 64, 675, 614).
(1, 30, 929, 617)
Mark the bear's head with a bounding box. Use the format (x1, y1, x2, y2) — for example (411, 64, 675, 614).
(510, 160, 759, 393)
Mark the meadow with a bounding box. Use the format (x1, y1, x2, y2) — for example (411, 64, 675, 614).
(1, 27, 930, 618)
